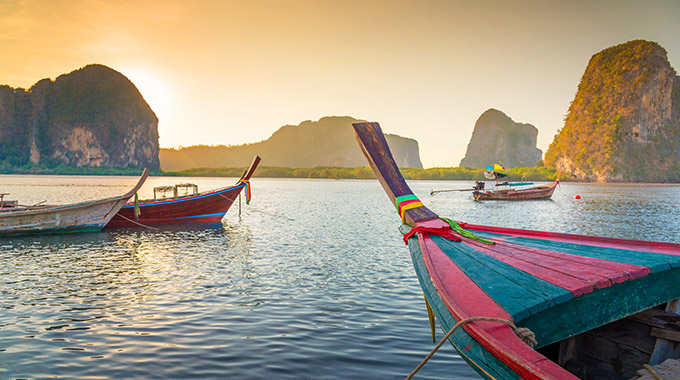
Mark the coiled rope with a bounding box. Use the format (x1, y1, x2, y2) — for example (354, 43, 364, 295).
(641, 364, 664, 380)
(405, 317, 537, 380)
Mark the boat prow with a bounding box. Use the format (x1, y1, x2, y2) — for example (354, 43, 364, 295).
(353, 121, 680, 379)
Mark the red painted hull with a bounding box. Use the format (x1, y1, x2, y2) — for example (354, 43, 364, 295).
(105, 184, 245, 228)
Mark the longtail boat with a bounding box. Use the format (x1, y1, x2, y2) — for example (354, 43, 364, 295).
(106, 156, 260, 228)
(353, 122, 680, 379)
(472, 179, 559, 201)
(0, 169, 149, 237)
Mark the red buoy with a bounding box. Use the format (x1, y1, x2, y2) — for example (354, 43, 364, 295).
(574, 194, 581, 199)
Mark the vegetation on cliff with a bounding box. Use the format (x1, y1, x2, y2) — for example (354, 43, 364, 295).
(460, 109, 543, 169)
(545, 40, 680, 182)
(166, 165, 563, 181)
(159, 116, 423, 171)
(0, 64, 160, 170)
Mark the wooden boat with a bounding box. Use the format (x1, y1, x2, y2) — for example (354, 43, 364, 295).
(353, 122, 680, 380)
(0, 169, 149, 237)
(106, 156, 260, 228)
(473, 178, 559, 201)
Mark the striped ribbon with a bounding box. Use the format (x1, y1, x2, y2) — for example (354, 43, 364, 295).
(441, 218, 495, 245)
(238, 179, 251, 205)
(395, 194, 424, 224)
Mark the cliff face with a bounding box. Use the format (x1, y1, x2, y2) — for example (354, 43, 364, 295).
(545, 40, 680, 182)
(0, 64, 160, 170)
(460, 109, 542, 168)
(159, 116, 423, 171)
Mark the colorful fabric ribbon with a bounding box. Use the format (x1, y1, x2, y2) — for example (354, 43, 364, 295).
(238, 179, 251, 205)
(395, 194, 424, 224)
(402, 225, 461, 245)
(441, 218, 496, 245)
(133, 192, 141, 221)
(401, 218, 496, 246)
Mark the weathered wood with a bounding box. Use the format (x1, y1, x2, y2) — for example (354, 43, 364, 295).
(651, 328, 680, 343)
(627, 305, 680, 331)
(556, 318, 654, 379)
(0, 169, 148, 236)
(352, 122, 438, 225)
(649, 299, 680, 365)
(558, 336, 576, 366)
(240, 155, 261, 181)
(465, 238, 647, 297)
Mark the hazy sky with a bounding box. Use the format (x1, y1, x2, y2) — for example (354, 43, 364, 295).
(2, 0, 680, 167)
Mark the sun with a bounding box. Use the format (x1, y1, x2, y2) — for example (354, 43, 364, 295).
(120, 68, 171, 124)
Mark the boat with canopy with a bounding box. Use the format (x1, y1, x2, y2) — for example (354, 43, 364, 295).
(105, 156, 260, 228)
(353, 121, 680, 379)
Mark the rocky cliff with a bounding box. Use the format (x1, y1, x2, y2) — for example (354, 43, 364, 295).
(545, 40, 680, 182)
(0, 64, 160, 170)
(159, 116, 423, 171)
(459, 109, 542, 168)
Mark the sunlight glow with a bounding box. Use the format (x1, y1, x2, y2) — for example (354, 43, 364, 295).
(120, 68, 171, 126)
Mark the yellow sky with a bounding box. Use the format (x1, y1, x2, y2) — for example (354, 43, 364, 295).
(2, 0, 680, 167)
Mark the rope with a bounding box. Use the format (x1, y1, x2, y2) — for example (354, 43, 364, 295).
(406, 317, 537, 380)
(218, 192, 295, 221)
(642, 364, 664, 380)
(114, 213, 160, 230)
(441, 218, 496, 245)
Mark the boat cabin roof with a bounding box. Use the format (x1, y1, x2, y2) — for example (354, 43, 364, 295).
(153, 183, 199, 199)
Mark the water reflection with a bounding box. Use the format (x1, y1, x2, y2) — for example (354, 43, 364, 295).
(2, 178, 679, 379)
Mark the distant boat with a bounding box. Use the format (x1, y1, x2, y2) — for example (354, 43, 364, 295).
(0, 169, 149, 237)
(353, 121, 680, 380)
(471, 164, 559, 201)
(106, 156, 260, 228)
(472, 179, 560, 201)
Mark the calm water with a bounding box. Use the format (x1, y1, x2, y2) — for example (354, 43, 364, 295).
(1, 175, 680, 379)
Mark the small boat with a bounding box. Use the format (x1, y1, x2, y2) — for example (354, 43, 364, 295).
(353, 122, 680, 380)
(472, 179, 559, 201)
(105, 156, 260, 228)
(0, 169, 149, 237)
(472, 164, 559, 201)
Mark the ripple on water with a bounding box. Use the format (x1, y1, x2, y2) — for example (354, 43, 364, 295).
(2, 178, 680, 379)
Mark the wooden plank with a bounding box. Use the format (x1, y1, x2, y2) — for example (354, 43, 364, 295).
(505, 236, 680, 272)
(433, 235, 572, 320)
(469, 230, 653, 285)
(519, 267, 680, 349)
(466, 238, 647, 297)
(649, 299, 680, 365)
(627, 305, 680, 331)
(464, 222, 680, 255)
(651, 328, 680, 343)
